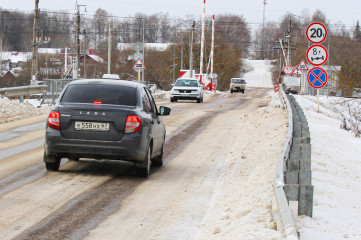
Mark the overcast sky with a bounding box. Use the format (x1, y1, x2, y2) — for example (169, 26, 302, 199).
(1, 0, 360, 30)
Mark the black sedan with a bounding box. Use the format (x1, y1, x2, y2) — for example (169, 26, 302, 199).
(44, 79, 171, 177)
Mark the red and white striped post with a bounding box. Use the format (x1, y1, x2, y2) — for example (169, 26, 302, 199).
(210, 14, 215, 91)
(200, 0, 206, 74)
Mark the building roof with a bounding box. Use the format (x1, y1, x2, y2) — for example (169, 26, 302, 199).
(117, 43, 171, 52)
(0, 52, 32, 63)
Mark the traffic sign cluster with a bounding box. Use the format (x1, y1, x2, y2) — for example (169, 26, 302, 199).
(306, 22, 328, 89)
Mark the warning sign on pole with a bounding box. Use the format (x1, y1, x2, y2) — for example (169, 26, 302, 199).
(296, 59, 308, 70)
(133, 58, 146, 70)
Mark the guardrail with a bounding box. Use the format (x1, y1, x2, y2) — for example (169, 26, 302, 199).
(273, 90, 314, 239)
(0, 85, 47, 99)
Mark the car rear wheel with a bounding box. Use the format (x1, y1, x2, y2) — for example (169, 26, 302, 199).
(152, 141, 164, 167)
(44, 153, 61, 171)
(135, 146, 151, 177)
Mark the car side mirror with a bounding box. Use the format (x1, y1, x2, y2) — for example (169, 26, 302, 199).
(159, 106, 171, 116)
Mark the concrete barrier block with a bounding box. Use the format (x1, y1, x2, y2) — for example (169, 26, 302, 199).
(284, 185, 299, 202)
(287, 158, 300, 171)
(299, 171, 312, 185)
(290, 150, 301, 159)
(300, 157, 311, 171)
(298, 185, 314, 217)
(285, 171, 299, 184)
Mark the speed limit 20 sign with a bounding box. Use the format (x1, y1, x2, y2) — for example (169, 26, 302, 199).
(306, 22, 327, 43)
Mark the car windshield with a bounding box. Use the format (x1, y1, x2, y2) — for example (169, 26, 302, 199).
(232, 79, 245, 84)
(175, 79, 199, 87)
(61, 84, 137, 106)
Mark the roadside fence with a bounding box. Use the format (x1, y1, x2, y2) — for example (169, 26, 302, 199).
(273, 90, 314, 240)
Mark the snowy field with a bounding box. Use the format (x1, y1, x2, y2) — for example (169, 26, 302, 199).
(293, 95, 361, 240)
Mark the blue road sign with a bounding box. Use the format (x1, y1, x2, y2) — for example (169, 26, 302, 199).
(307, 67, 328, 89)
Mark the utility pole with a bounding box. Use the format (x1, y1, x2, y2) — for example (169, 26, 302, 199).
(0, 34, 3, 76)
(75, 1, 86, 79)
(142, 18, 145, 81)
(172, 43, 176, 84)
(108, 21, 112, 74)
(181, 35, 184, 69)
(83, 30, 87, 78)
(189, 21, 195, 75)
(31, 0, 39, 83)
(261, 0, 267, 60)
(287, 18, 292, 66)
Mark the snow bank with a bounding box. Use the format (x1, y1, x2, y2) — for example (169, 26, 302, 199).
(292, 95, 361, 240)
(194, 93, 287, 240)
(0, 97, 50, 124)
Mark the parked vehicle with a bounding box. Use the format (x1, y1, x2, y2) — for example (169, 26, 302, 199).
(170, 78, 204, 103)
(230, 78, 246, 93)
(44, 79, 171, 177)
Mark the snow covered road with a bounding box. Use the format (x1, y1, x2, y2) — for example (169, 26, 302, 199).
(0, 88, 288, 240)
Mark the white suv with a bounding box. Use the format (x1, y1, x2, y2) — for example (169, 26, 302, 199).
(170, 78, 204, 103)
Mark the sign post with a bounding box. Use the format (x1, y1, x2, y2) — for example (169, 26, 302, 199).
(307, 67, 328, 112)
(296, 59, 308, 94)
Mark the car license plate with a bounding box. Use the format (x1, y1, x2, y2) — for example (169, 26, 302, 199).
(75, 122, 109, 131)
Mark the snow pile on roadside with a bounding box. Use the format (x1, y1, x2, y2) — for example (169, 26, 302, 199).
(0, 97, 50, 124)
(293, 95, 361, 240)
(194, 93, 287, 240)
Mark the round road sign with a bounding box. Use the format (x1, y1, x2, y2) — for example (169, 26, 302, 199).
(133, 42, 143, 52)
(306, 44, 328, 66)
(306, 22, 327, 44)
(307, 67, 328, 89)
(283, 65, 293, 75)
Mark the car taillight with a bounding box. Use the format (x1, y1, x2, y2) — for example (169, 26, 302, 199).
(125, 115, 141, 134)
(93, 100, 102, 104)
(48, 111, 60, 130)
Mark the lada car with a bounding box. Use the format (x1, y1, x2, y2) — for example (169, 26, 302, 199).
(44, 79, 171, 177)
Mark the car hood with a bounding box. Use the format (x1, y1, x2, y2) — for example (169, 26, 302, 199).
(172, 86, 201, 91)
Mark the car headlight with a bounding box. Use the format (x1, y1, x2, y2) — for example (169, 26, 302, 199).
(172, 90, 179, 94)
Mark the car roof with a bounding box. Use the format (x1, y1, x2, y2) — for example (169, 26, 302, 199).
(176, 78, 199, 81)
(69, 79, 145, 88)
